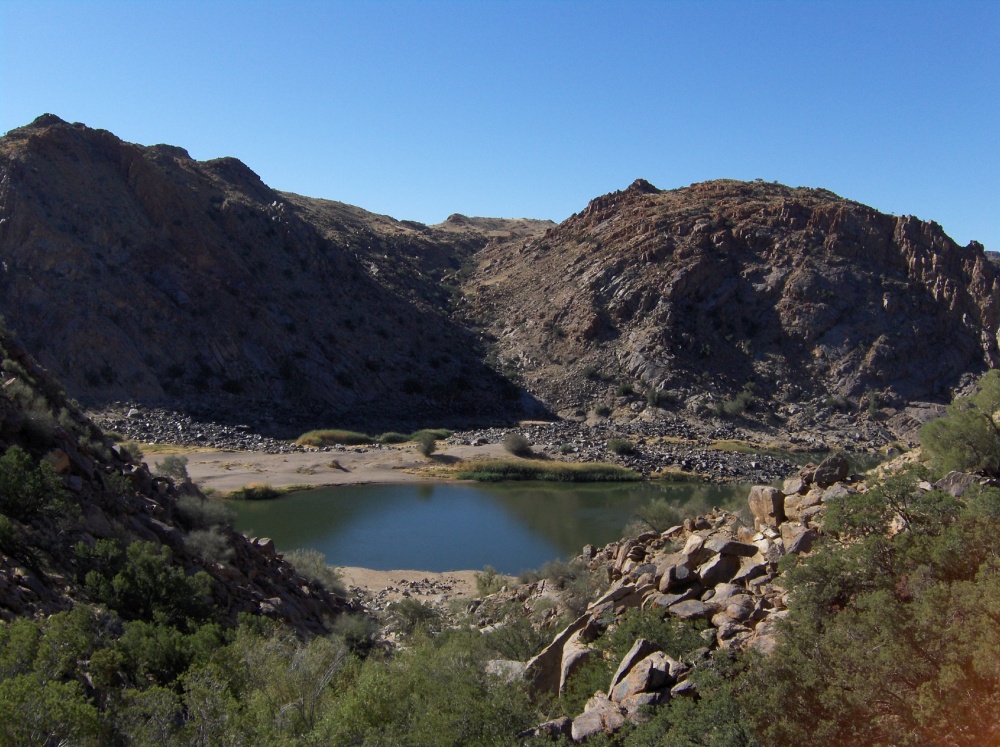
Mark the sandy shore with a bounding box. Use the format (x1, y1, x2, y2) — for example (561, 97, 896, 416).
(183, 441, 509, 494)
(336, 567, 484, 604)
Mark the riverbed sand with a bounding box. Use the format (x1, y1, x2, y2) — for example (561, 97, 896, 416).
(183, 441, 509, 494)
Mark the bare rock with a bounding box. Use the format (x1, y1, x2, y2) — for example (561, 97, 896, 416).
(748, 486, 786, 530)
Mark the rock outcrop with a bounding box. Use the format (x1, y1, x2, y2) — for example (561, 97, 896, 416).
(521, 462, 859, 740)
(463, 178, 998, 440)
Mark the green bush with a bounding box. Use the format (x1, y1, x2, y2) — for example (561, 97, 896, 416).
(295, 429, 374, 447)
(475, 565, 507, 596)
(227, 483, 280, 501)
(594, 404, 612, 417)
(377, 431, 411, 444)
(76, 539, 213, 626)
(616, 382, 635, 397)
(416, 431, 437, 457)
(0, 445, 66, 522)
(646, 389, 677, 408)
(176, 494, 235, 529)
(155, 454, 189, 480)
(185, 527, 234, 565)
(608, 438, 636, 455)
(503, 433, 533, 457)
(921, 369, 1000, 476)
(284, 548, 344, 593)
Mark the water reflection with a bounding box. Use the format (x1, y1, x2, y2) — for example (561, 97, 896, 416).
(229, 481, 749, 575)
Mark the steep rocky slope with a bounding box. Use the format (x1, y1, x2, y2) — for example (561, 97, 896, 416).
(464, 178, 997, 437)
(0, 115, 550, 432)
(0, 323, 350, 630)
(1, 115, 995, 445)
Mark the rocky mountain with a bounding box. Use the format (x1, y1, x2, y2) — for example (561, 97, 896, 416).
(0, 323, 349, 631)
(463, 178, 998, 437)
(0, 114, 551, 432)
(1, 115, 996, 443)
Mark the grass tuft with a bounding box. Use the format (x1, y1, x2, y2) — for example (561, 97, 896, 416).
(456, 459, 640, 483)
(296, 429, 375, 447)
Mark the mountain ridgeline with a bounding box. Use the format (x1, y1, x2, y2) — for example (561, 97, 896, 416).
(0, 115, 996, 438)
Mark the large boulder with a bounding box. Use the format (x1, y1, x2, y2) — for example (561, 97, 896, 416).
(748, 486, 786, 530)
(813, 455, 849, 487)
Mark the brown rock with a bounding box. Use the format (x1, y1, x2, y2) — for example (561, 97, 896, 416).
(813, 455, 849, 487)
(748, 486, 786, 530)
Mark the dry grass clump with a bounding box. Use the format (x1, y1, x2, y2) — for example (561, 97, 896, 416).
(296, 429, 375, 447)
(456, 459, 640, 482)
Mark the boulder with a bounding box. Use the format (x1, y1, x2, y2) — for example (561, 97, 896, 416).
(934, 471, 980, 497)
(696, 553, 739, 586)
(559, 630, 593, 696)
(667, 599, 714, 620)
(703, 537, 759, 557)
(571, 693, 627, 741)
(524, 614, 591, 697)
(610, 652, 673, 703)
(609, 639, 658, 693)
(748, 486, 786, 529)
(620, 690, 670, 719)
(813, 455, 849, 487)
(780, 523, 818, 554)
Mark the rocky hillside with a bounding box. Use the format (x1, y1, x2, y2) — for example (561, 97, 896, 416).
(0, 114, 550, 432)
(464, 179, 998, 439)
(1, 115, 996, 444)
(0, 322, 350, 632)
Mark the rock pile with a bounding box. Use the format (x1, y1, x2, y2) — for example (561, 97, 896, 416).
(521, 454, 856, 741)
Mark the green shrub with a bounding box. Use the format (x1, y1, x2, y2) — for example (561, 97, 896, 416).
(388, 599, 442, 636)
(377, 431, 411, 444)
(616, 382, 635, 397)
(0, 445, 66, 522)
(559, 442, 576, 454)
(503, 433, 533, 457)
(921, 369, 1000, 476)
(76, 539, 213, 625)
(594, 404, 612, 417)
(284, 548, 344, 593)
(154, 454, 189, 480)
(646, 389, 677, 408)
(608, 438, 636, 455)
(475, 565, 507, 596)
(416, 431, 437, 457)
(176, 494, 235, 529)
(295, 429, 374, 447)
(227, 483, 280, 501)
(185, 527, 234, 565)
(458, 459, 640, 482)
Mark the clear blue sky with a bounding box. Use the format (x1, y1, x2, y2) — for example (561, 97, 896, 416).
(2, 1, 997, 249)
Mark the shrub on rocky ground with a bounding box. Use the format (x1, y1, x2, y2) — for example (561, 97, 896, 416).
(503, 433, 533, 457)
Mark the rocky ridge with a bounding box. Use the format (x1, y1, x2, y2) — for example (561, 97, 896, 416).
(1, 116, 996, 449)
(464, 178, 998, 443)
(0, 114, 549, 430)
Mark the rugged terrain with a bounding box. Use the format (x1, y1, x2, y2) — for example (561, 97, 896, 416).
(0, 114, 550, 433)
(464, 178, 998, 442)
(1, 115, 997, 448)
(0, 324, 351, 631)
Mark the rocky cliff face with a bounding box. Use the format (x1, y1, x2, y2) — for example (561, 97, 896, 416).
(0, 324, 350, 631)
(0, 115, 550, 431)
(464, 178, 998, 432)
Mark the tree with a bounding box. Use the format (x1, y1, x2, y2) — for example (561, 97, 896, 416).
(921, 370, 1000, 476)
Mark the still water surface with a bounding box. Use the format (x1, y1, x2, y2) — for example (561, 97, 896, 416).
(230, 481, 749, 575)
